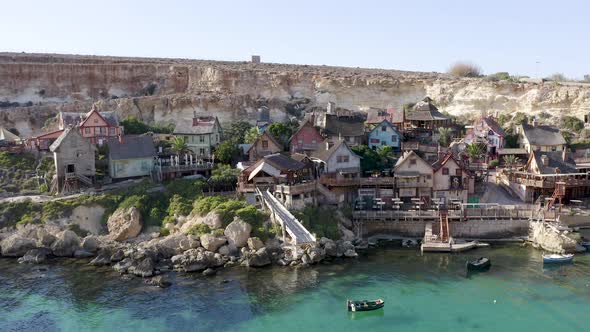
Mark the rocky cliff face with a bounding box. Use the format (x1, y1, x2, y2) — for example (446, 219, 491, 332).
(1, 52, 590, 136)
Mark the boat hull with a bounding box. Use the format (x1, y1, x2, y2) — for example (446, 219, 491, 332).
(543, 254, 574, 264)
(466, 258, 491, 271)
(347, 299, 384, 312)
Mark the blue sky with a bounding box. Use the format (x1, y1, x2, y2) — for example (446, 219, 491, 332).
(2, 0, 588, 78)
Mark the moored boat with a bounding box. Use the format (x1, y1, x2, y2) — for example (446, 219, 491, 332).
(347, 299, 384, 312)
(581, 242, 590, 250)
(466, 257, 491, 271)
(543, 253, 574, 264)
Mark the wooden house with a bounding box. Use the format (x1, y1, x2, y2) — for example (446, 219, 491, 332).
(49, 127, 96, 193)
(107, 135, 156, 179)
(59, 108, 123, 145)
(173, 114, 222, 158)
(431, 153, 474, 203)
(464, 116, 506, 155)
(289, 120, 325, 154)
(368, 119, 402, 151)
(248, 131, 283, 161)
(393, 151, 433, 201)
(518, 122, 566, 153)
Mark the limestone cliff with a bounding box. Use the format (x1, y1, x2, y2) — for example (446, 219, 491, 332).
(1, 52, 589, 136)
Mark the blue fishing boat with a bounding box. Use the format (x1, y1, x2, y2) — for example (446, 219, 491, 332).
(543, 253, 574, 264)
(581, 242, 590, 250)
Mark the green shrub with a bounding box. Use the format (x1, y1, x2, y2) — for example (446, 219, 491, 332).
(167, 194, 192, 217)
(0, 152, 36, 170)
(489, 159, 499, 168)
(160, 228, 170, 236)
(165, 178, 205, 201)
(187, 223, 211, 237)
(192, 196, 228, 215)
(560, 116, 584, 134)
(294, 206, 340, 240)
(211, 228, 225, 237)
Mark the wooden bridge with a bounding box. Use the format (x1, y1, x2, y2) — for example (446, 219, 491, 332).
(256, 188, 316, 245)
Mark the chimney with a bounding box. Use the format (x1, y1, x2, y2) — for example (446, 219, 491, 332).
(562, 148, 568, 162)
(541, 154, 548, 166)
(531, 117, 537, 127)
(325, 141, 330, 151)
(118, 134, 123, 144)
(327, 101, 336, 114)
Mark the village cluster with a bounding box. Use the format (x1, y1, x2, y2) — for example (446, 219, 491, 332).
(1, 96, 590, 212)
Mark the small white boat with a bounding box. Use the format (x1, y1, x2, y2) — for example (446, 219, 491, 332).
(543, 253, 574, 264)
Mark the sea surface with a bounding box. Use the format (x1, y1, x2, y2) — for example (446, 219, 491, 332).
(1, 244, 590, 332)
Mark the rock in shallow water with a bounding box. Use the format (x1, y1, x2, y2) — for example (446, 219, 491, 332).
(89, 249, 112, 266)
(146, 275, 172, 288)
(51, 230, 81, 257)
(18, 248, 50, 264)
(1, 235, 37, 257)
(202, 268, 216, 276)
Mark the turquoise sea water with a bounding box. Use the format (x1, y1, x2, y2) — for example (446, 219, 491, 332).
(1, 244, 590, 332)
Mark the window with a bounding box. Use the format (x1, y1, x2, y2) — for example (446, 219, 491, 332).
(551, 146, 556, 152)
(381, 141, 386, 146)
(382, 126, 387, 131)
(100, 127, 107, 134)
(456, 169, 462, 176)
(442, 168, 449, 175)
(109, 127, 116, 136)
(391, 135, 397, 143)
(66, 164, 75, 173)
(94, 118, 98, 123)
(298, 139, 303, 144)
(199, 135, 205, 143)
(262, 140, 268, 149)
(199, 148, 205, 155)
(85, 128, 91, 134)
(410, 159, 417, 165)
(311, 140, 316, 144)
(337, 155, 349, 163)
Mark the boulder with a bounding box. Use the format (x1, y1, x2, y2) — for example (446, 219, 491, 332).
(200, 234, 227, 252)
(322, 239, 338, 257)
(128, 257, 155, 278)
(180, 211, 223, 234)
(336, 240, 355, 257)
(81, 235, 101, 253)
(211, 253, 227, 267)
(35, 228, 56, 248)
(90, 249, 112, 266)
(146, 275, 171, 288)
(339, 224, 355, 242)
(344, 249, 358, 258)
(1, 235, 37, 257)
(245, 248, 271, 267)
(247, 237, 264, 251)
(183, 250, 214, 272)
(107, 207, 142, 241)
(51, 230, 81, 257)
(110, 249, 125, 262)
(74, 249, 95, 258)
(18, 248, 50, 264)
(307, 247, 325, 264)
(224, 218, 252, 248)
(113, 258, 133, 273)
(301, 253, 311, 265)
(202, 268, 216, 276)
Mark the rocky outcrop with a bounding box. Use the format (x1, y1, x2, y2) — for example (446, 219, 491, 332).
(200, 234, 227, 252)
(51, 230, 81, 257)
(180, 211, 223, 234)
(224, 218, 251, 248)
(3, 53, 590, 138)
(529, 221, 579, 253)
(244, 248, 271, 267)
(107, 207, 142, 241)
(18, 248, 50, 264)
(0, 234, 37, 257)
(247, 237, 264, 251)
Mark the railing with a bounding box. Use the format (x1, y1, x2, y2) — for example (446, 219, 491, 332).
(159, 163, 212, 173)
(353, 206, 537, 221)
(320, 175, 396, 187)
(395, 179, 433, 188)
(275, 182, 317, 195)
(502, 170, 590, 189)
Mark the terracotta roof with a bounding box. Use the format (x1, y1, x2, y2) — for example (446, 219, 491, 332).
(521, 123, 566, 146)
(63, 110, 120, 128)
(107, 135, 155, 160)
(174, 116, 219, 135)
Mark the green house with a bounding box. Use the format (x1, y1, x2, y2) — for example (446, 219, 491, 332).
(107, 135, 156, 179)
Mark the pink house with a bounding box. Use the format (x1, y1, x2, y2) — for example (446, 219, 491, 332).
(289, 121, 325, 154)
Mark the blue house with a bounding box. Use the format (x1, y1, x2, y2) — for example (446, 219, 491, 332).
(368, 120, 401, 151)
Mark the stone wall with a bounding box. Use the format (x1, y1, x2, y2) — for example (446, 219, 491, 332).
(360, 219, 529, 239)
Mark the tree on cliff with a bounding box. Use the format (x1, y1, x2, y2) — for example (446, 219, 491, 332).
(224, 121, 252, 144)
(244, 127, 260, 144)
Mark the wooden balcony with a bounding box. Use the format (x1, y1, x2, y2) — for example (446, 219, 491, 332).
(275, 182, 317, 195)
(319, 176, 395, 187)
(504, 171, 590, 189)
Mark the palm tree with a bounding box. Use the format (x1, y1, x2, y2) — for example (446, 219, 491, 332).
(171, 136, 188, 155)
(437, 127, 453, 147)
(465, 143, 486, 162)
(503, 155, 521, 169)
(377, 146, 396, 169)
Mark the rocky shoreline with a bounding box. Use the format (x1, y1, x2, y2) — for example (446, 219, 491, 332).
(0, 221, 358, 287)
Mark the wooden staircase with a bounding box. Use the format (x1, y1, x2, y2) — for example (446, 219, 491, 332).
(546, 181, 566, 212)
(439, 210, 449, 242)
